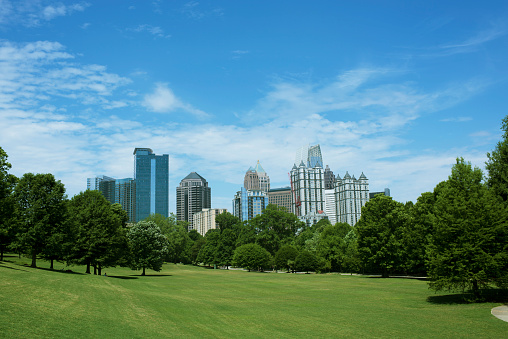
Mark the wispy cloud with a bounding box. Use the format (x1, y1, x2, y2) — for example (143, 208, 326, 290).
(128, 24, 171, 39)
(143, 83, 209, 119)
(181, 1, 224, 20)
(0, 1, 90, 27)
(232, 50, 249, 59)
(440, 116, 472, 122)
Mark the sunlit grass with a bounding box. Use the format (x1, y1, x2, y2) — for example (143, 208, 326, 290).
(0, 255, 506, 338)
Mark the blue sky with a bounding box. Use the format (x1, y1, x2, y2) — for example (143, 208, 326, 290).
(1, 1, 507, 212)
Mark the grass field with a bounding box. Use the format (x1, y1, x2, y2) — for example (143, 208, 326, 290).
(1, 255, 506, 338)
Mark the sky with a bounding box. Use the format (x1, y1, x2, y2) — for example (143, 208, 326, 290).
(1, 1, 507, 213)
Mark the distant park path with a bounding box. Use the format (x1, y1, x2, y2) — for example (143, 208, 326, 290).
(491, 305, 508, 322)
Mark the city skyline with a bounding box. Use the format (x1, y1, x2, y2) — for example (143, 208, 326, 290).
(1, 1, 507, 213)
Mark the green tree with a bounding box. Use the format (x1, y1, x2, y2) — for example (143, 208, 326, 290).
(0, 147, 17, 261)
(427, 158, 508, 299)
(232, 243, 272, 272)
(316, 223, 352, 272)
(68, 190, 127, 274)
(215, 211, 241, 231)
(147, 213, 193, 264)
(252, 204, 304, 255)
(356, 195, 406, 277)
(197, 229, 220, 267)
(295, 249, 318, 273)
(12, 173, 67, 268)
(215, 228, 237, 268)
(274, 245, 298, 272)
(486, 115, 508, 202)
(127, 221, 168, 276)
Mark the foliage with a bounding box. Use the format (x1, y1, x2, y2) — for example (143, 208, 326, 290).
(251, 204, 304, 255)
(295, 249, 318, 273)
(127, 221, 168, 275)
(197, 229, 220, 267)
(427, 158, 508, 299)
(0, 147, 17, 261)
(11, 173, 67, 268)
(355, 195, 406, 277)
(486, 115, 508, 202)
(68, 190, 128, 274)
(316, 223, 352, 272)
(215, 211, 241, 231)
(233, 243, 272, 272)
(274, 245, 298, 272)
(215, 228, 237, 268)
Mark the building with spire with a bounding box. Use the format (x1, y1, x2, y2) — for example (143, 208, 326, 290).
(289, 144, 325, 217)
(176, 172, 211, 230)
(324, 165, 336, 189)
(334, 172, 369, 226)
(244, 160, 270, 192)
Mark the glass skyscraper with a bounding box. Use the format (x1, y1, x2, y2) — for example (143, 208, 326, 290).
(134, 148, 169, 222)
(176, 172, 211, 230)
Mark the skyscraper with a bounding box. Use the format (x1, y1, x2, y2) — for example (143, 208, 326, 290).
(324, 165, 336, 189)
(87, 175, 136, 223)
(244, 160, 270, 192)
(134, 148, 169, 222)
(233, 187, 268, 221)
(176, 172, 211, 230)
(335, 172, 369, 226)
(290, 144, 325, 217)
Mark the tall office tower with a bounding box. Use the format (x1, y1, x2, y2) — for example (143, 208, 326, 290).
(193, 208, 227, 236)
(290, 145, 325, 217)
(244, 161, 270, 192)
(233, 187, 268, 221)
(267, 187, 292, 212)
(335, 172, 369, 226)
(87, 175, 115, 191)
(134, 148, 169, 222)
(295, 144, 323, 168)
(176, 172, 211, 230)
(324, 165, 336, 189)
(369, 188, 391, 200)
(87, 176, 136, 223)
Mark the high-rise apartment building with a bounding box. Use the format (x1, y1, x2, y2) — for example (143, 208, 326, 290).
(335, 172, 369, 226)
(87, 175, 115, 191)
(176, 172, 211, 230)
(193, 208, 227, 236)
(244, 161, 270, 192)
(290, 144, 325, 217)
(233, 187, 268, 221)
(134, 148, 169, 222)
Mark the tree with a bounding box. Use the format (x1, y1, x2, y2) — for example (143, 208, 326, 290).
(147, 213, 193, 264)
(295, 250, 318, 273)
(215, 211, 241, 231)
(68, 190, 127, 274)
(251, 204, 304, 255)
(0, 147, 17, 261)
(486, 115, 508, 202)
(233, 243, 272, 272)
(355, 195, 406, 277)
(316, 223, 352, 272)
(215, 228, 237, 268)
(197, 229, 220, 267)
(274, 245, 298, 272)
(127, 221, 168, 276)
(12, 173, 67, 268)
(427, 158, 508, 299)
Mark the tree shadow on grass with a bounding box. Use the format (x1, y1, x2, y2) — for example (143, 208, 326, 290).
(36, 267, 86, 275)
(108, 275, 138, 280)
(427, 289, 508, 305)
(0, 262, 29, 272)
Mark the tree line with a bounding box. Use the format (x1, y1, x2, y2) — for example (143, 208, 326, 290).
(1, 116, 507, 299)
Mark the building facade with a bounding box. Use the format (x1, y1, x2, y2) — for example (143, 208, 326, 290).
(134, 148, 169, 222)
(290, 145, 325, 217)
(324, 189, 337, 224)
(176, 172, 211, 230)
(335, 172, 369, 226)
(267, 187, 292, 212)
(244, 161, 270, 192)
(369, 188, 391, 200)
(324, 165, 336, 190)
(193, 208, 227, 236)
(233, 187, 268, 221)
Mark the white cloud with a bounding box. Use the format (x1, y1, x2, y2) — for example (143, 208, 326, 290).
(0, 1, 90, 27)
(128, 24, 171, 39)
(143, 83, 209, 118)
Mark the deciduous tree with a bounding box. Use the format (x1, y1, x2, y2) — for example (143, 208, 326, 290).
(0, 147, 17, 261)
(233, 243, 272, 272)
(127, 221, 168, 276)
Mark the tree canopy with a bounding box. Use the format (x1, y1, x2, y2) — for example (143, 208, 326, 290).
(127, 221, 168, 276)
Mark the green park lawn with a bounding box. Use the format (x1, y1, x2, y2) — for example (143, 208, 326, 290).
(1, 255, 506, 338)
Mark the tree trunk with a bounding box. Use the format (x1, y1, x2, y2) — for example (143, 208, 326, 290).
(142, 267, 145, 276)
(86, 262, 91, 274)
(1, 245, 4, 261)
(382, 268, 389, 278)
(98, 265, 102, 276)
(50, 259, 54, 270)
(31, 251, 37, 268)
(472, 279, 480, 299)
